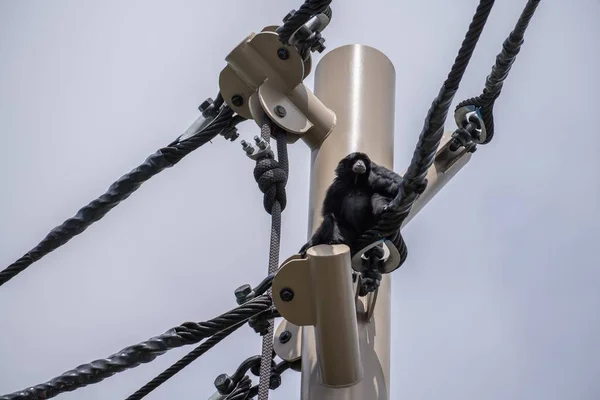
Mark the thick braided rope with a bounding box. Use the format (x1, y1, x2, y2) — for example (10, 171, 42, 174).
(125, 321, 246, 400)
(353, 0, 495, 253)
(255, 117, 288, 400)
(456, 0, 541, 144)
(0, 296, 271, 400)
(0, 107, 235, 288)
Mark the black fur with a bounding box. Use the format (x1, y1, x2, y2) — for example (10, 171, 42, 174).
(300, 152, 402, 255)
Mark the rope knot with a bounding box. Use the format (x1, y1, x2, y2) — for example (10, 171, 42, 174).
(253, 155, 288, 214)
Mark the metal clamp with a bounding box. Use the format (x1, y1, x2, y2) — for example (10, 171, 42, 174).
(278, 9, 331, 58)
(219, 26, 336, 149)
(233, 274, 274, 305)
(178, 96, 231, 142)
(213, 356, 263, 396)
(273, 320, 302, 365)
(272, 245, 362, 388)
(394, 133, 475, 229)
(240, 135, 273, 160)
(351, 239, 402, 274)
(454, 105, 487, 144)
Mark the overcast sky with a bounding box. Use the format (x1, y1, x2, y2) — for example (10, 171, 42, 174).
(1, 0, 599, 399)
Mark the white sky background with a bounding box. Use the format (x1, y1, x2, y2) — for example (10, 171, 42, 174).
(1, 0, 599, 399)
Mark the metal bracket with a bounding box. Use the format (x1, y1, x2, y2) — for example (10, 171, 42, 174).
(279, 9, 331, 58)
(219, 26, 336, 149)
(399, 133, 474, 228)
(365, 288, 378, 322)
(454, 105, 487, 144)
(273, 320, 302, 366)
(350, 239, 401, 274)
(434, 132, 476, 173)
(272, 244, 363, 387)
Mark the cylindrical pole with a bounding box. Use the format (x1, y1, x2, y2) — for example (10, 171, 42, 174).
(302, 44, 396, 400)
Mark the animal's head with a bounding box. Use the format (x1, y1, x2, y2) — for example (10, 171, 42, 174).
(335, 152, 372, 182)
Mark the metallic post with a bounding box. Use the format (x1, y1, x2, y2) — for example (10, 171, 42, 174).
(302, 44, 396, 400)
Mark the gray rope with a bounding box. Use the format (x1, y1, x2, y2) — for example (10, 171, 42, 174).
(257, 203, 280, 400)
(253, 116, 288, 400)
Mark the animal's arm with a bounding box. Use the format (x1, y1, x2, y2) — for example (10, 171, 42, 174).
(369, 162, 403, 198)
(371, 193, 392, 217)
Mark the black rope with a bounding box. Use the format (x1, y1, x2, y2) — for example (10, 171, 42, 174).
(252, 125, 288, 214)
(456, 0, 541, 144)
(125, 321, 246, 400)
(277, 0, 332, 45)
(0, 103, 241, 289)
(0, 296, 271, 400)
(352, 0, 496, 255)
(252, 116, 288, 400)
(226, 376, 253, 400)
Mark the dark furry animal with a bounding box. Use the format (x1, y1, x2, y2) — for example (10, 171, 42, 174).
(299, 152, 402, 256)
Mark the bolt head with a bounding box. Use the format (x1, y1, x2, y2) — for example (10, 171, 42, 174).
(312, 37, 326, 53)
(279, 287, 294, 302)
(234, 284, 252, 300)
(223, 129, 239, 142)
(214, 373, 232, 394)
(279, 330, 292, 344)
(231, 95, 244, 107)
(274, 105, 287, 118)
(198, 98, 213, 112)
(270, 375, 282, 390)
(277, 47, 290, 60)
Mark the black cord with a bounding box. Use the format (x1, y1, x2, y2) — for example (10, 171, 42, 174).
(0, 295, 271, 400)
(0, 105, 238, 289)
(226, 376, 253, 400)
(125, 321, 246, 400)
(456, 0, 541, 144)
(352, 0, 496, 255)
